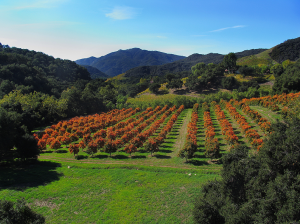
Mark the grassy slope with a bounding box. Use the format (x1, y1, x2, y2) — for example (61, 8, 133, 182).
(0, 106, 281, 223)
(236, 48, 278, 66)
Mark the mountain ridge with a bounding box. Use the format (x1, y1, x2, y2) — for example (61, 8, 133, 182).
(75, 48, 186, 77)
(124, 49, 267, 78)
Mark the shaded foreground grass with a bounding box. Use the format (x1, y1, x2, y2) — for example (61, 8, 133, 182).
(0, 161, 220, 223)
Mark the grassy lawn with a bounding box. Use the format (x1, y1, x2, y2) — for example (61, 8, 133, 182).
(0, 161, 219, 223)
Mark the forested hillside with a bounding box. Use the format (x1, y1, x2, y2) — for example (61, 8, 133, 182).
(76, 48, 186, 77)
(269, 37, 300, 63)
(80, 65, 109, 79)
(124, 49, 267, 78)
(0, 44, 91, 98)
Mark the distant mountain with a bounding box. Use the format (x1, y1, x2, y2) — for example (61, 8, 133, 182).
(125, 49, 267, 78)
(75, 48, 186, 77)
(269, 37, 300, 63)
(80, 65, 109, 79)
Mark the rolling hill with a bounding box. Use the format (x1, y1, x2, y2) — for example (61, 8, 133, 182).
(237, 37, 300, 66)
(75, 48, 186, 77)
(269, 37, 300, 63)
(80, 65, 109, 79)
(124, 49, 267, 78)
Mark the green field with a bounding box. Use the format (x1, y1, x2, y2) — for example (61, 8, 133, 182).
(0, 105, 281, 223)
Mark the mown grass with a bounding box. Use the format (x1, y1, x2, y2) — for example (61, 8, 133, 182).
(0, 161, 219, 223)
(249, 106, 281, 123)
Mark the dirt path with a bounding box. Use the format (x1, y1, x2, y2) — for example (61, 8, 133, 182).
(170, 108, 192, 158)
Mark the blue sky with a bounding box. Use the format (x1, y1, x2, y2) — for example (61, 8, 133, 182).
(0, 0, 299, 61)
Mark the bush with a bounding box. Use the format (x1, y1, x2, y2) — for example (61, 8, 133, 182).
(149, 83, 160, 94)
(272, 60, 300, 94)
(221, 76, 236, 90)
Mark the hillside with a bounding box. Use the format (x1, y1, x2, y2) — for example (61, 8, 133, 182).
(75, 48, 186, 77)
(0, 44, 91, 98)
(269, 37, 300, 63)
(236, 48, 276, 66)
(237, 37, 300, 66)
(80, 65, 109, 79)
(125, 49, 267, 78)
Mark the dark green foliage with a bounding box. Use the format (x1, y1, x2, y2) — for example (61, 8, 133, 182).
(165, 73, 176, 82)
(191, 62, 206, 76)
(186, 64, 224, 91)
(193, 180, 225, 224)
(223, 53, 237, 72)
(272, 60, 300, 93)
(238, 65, 255, 76)
(0, 108, 22, 161)
(221, 76, 236, 89)
(166, 78, 183, 89)
(194, 119, 300, 223)
(79, 65, 109, 79)
(0, 45, 91, 98)
(0, 80, 15, 98)
(0, 107, 40, 162)
(0, 199, 45, 224)
(15, 133, 40, 161)
(149, 83, 160, 94)
(269, 37, 300, 63)
(260, 119, 300, 175)
(185, 74, 200, 90)
(238, 80, 259, 92)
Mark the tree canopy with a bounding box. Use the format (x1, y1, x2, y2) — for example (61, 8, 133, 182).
(193, 118, 300, 223)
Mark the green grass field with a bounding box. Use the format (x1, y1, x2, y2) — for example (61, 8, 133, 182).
(0, 105, 281, 223)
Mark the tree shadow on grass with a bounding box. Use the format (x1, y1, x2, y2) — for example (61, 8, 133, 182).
(0, 161, 63, 191)
(163, 140, 174, 144)
(154, 154, 171, 159)
(55, 149, 68, 153)
(93, 154, 109, 159)
(112, 155, 129, 160)
(159, 149, 173, 153)
(187, 159, 208, 166)
(75, 155, 88, 160)
(131, 155, 147, 159)
(173, 89, 189, 95)
(166, 136, 178, 139)
(41, 150, 54, 153)
(193, 154, 206, 159)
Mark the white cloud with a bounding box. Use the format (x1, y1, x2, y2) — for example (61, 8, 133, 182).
(105, 6, 137, 20)
(209, 25, 246, 32)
